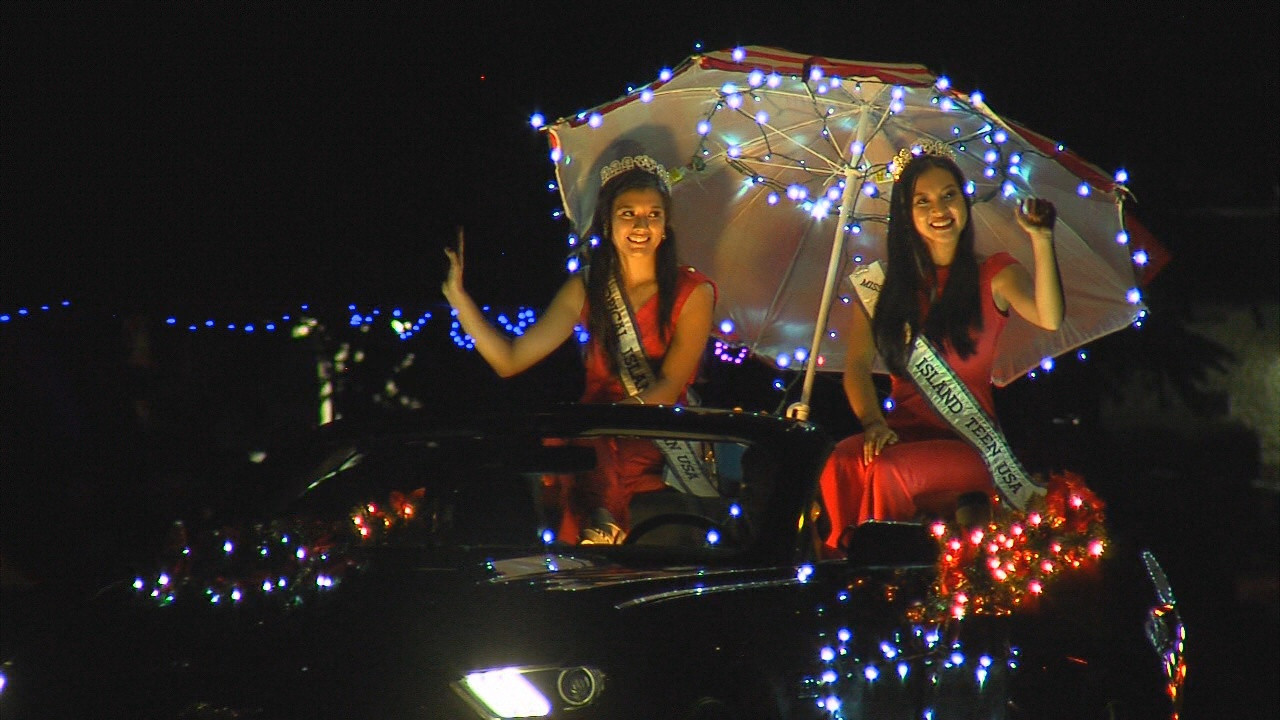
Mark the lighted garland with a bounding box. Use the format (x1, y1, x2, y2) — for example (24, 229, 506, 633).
(1, 295, 1123, 422)
(910, 471, 1107, 624)
(133, 488, 429, 609)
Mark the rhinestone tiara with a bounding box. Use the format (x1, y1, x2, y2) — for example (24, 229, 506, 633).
(599, 154, 671, 191)
(889, 140, 958, 183)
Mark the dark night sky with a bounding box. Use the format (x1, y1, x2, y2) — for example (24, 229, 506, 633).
(3, 1, 1277, 315)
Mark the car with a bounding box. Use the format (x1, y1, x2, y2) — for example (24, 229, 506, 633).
(0, 404, 1185, 719)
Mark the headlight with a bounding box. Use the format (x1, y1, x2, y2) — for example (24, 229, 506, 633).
(460, 668, 551, 718)
(453, 665, 606, 718)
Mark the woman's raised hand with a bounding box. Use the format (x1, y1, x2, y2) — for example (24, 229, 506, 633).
(442, 227, 465, 303)
(1015, 198, 1056, 236)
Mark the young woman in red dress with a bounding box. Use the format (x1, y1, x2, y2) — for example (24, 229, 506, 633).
(442, 155, 716, 544)
(819, 146, 1063, 554)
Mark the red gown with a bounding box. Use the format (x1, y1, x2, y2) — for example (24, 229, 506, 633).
(819, 253, 1018, 549)
(553, 267, 716, 539)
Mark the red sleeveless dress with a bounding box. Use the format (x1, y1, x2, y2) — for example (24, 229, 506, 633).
(554, 267, 716, 539)
(819, 253, 1017, 549)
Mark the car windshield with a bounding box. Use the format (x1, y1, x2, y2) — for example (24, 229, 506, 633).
(285, 429, 776, 556)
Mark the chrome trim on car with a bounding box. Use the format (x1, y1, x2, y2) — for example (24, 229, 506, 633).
(614, 576, 800, 609)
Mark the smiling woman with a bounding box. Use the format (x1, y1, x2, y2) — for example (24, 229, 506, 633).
(818, 145, 1065, 546)
(439, 150, 717, 545)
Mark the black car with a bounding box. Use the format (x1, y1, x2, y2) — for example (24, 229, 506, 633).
(0, 404, 1184, 719)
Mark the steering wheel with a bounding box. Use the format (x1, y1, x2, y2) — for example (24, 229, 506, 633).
(623, 512, 726, 546)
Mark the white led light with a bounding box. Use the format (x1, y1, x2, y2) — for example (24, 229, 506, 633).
(462, 669, 552, 718)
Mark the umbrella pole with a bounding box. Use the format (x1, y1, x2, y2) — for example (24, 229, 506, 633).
(787, 166, 861, 421)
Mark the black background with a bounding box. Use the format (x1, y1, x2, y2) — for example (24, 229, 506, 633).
(4, 1, 1277, 312)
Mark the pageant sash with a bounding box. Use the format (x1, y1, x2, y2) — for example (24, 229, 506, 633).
(605, 275, 719, 497)
(850, 262, 1046, 510)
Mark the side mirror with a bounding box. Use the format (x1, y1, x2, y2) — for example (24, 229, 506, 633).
(841, 520, 939, 570)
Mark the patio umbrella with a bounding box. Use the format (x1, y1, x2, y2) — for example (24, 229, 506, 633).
(542, 46, 1164, 419)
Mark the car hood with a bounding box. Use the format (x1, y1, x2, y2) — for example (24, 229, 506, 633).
(2, 546, 818, 718)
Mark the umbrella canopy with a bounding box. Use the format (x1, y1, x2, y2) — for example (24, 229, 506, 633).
(543, 46, 1163, 413)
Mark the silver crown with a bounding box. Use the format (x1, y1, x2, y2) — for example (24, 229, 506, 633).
(889, 140, 957, 183)
(599, 155, 671, 191)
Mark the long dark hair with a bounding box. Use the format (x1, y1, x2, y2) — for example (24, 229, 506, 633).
(583, 168, 680, 373)
(872, 155, 981, 376)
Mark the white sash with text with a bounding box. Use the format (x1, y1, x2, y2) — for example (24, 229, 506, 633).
(605, 275, 719, 497)
(851, 262, 1045, 510)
